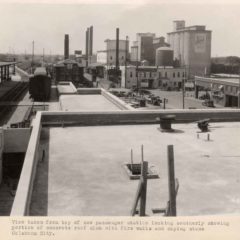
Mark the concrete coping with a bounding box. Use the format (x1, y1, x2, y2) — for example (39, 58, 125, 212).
(10, 112, 42, 216)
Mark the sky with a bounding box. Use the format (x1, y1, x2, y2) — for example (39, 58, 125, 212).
(0, 1, 240, 57)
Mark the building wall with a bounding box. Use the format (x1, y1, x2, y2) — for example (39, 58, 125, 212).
(136, 33, 155, 64)
(124, 66, 186, 89)
(97, 51, 107, 64)
(168, 29, 211, 78)
(106, 50, 127, 66)
(54, 65, 84, 83)
(106, 40, 128, 51)
(104, 39, 129, 66)
(0, 128, 3, 184)
(3, 128, 31, 153)
(130, 46, 138, 62)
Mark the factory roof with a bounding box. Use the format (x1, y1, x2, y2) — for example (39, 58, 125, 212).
(0, 61, 16, 67)
(168, 25, 211, 34)
(156, 46, 173, 51)
(54, 59, 83, 67)
(195, 76, 240, 86)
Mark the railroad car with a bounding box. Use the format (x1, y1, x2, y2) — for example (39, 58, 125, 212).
(29, 67, 51, 101)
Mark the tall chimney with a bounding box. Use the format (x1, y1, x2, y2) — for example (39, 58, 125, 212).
(89, 26, 93, 56)
(85, 28, 89, 60)
(116, 28, 119, 70)
(64, 34, 69, 59)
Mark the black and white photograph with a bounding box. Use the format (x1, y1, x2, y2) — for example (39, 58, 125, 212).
(0, 0, 239, 239)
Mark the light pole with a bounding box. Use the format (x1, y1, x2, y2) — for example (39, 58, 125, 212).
(125, 36, 128, 89)
(136, 46, 139, 94)
(182, 66, 186, 109)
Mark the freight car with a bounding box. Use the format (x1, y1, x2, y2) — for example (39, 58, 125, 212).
(29, 67, 51, 101)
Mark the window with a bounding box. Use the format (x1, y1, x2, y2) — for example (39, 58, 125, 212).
(149, 72, 152, 77)
(144, 72, 146, 78)
(165, 72, 167, 78)
(182, 72, 185, 77)
(136, 71, 138, 77)
(159, 72, 161, 78)
(178, 72, 180, 77)
(110, 56, 112, 60)
(130, 72, 133, 78)
(173, 72, 175, 78)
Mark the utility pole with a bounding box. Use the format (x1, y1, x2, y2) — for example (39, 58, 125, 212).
(124, 36, 128, 89)
(31, 40, 35, 74)
(136, 46, 139, 94)
(182, 66, 186, 109)
(115, 28, 119, 87)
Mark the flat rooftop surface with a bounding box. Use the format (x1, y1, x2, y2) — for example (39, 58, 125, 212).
(60, 95, 120, 111)
(30, 122, 240, 216)
(57, 85, 76, 94)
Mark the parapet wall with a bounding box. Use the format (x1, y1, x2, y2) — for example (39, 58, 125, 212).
(10, 112, 42, 216)
(101, 89, 134, 110)
(3, 128, 31, 153)
(77, 88, 101, 95)
(41, 109, 240, 126)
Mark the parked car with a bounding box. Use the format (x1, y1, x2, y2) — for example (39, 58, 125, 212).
(202, 99, 215, 107)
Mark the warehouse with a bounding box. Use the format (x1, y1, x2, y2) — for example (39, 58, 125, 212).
(195, 75, 240, 107)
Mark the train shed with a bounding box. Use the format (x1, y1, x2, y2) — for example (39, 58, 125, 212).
(0, 62, 16, 83)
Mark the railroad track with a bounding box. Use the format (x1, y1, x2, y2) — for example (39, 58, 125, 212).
(0, 82, 29, 118)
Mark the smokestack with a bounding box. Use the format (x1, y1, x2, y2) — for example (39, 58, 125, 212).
(85, 28, 89, 60)
(89, 26, 93, 56)
(116, 28, 119, 70)
(64, 34, 69, 60)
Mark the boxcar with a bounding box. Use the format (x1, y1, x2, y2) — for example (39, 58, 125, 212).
(29, 67, 51, 101)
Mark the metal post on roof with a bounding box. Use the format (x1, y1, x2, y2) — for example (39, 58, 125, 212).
(167, 145, 177, 216)
(139, 160, 148, 216)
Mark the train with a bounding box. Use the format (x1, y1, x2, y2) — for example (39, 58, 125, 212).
(29, 67, 51, 101)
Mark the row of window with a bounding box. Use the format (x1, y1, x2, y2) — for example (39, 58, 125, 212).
(129, 71, 185, 78)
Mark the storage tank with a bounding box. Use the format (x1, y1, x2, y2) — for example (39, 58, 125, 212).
(155, 47, 174, 66)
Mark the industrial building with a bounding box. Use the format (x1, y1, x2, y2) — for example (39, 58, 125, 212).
(121, 65, 186, 89)
(132, 33, 156, 65)
(167, 20, 212, 78)
(53, 59, 84, 85)
(130, 34, 170, 65)
(96, 39, 129, 67)
(195, 74, 240, 107)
